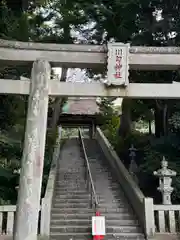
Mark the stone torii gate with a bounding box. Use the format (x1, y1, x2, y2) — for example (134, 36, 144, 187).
(0, 39, 180, 240)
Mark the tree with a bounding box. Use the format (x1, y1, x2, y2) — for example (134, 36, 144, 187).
(68, 0, 180, 138)
(0, 0, 57, 203)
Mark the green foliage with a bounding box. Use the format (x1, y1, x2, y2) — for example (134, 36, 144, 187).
(102, 115, 180, 203)
(169, 112, 180, 132)
(97, 98, 117, 124)
(103, 116, 120, 147)
(0, 2, 30, 40)
(0, 96, 27, 131)
(137, 132, 180, 203)
(99, 96, 180, 204)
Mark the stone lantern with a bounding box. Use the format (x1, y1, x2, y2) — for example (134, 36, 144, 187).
(153, 157, 176, 205)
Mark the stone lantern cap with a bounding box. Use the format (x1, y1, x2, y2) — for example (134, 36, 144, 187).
(153, 156, 176, 177)
(129, 144, 137, 158)
(14, 168, 21, 174)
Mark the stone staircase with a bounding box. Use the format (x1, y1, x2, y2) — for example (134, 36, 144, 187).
(50, 137, 146, 240)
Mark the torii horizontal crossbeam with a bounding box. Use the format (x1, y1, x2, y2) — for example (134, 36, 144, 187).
(0, 39, 180, 70)
(1, 79, 180, 99)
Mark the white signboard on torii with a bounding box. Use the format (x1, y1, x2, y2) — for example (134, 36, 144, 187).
(107, 42, 130, 87)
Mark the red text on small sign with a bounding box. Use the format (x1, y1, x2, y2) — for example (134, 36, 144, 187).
(114, 50, 122, 79)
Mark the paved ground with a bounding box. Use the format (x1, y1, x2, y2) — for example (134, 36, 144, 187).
(155, 234, 180, 240)
(1, 234, 180, 240)
(0, 236, 48, 240)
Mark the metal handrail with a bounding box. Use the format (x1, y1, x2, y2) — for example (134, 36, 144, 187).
(78, 128, 99, 210)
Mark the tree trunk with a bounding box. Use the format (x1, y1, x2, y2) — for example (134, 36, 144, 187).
(154, 105, 161, 137)
(148, 120, 152, 135)
(118, 99, 132, 138)
(50, 19, 70, 132)
(50, 68, 68, 132)
(163, 104, 168, 136)
(154, 100, 168, 137)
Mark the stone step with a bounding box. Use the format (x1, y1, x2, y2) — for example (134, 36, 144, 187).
(54, 189, 122, 194)
(55, 186, 87, 191)
(56, 176, 85, 179)
(59, 163, 85, 166)
(50, 234, 145, 240)
(55, 189, 88, 193)
(56, 175, 85, 178)
(56, 181, 86, 184)
(57, 178, 86, 182)
(50, 219, 139, 226)
(56, 174, 116, 178)
(51, 213, 134, 220)
(54, 189, 90, 199)
(57, 174, 85, 176)
(54, 194, 90, 199)
(56, 180, 86, 184)
(54, 190, 88, 194)
(53, 198, 125, 204)
(50, 226, 142, 234)
(55, 190, 122, 195)
(53, 202, 128, 208)
(54, 194, 125, 201)
(57, 169, 84, 172)
(55, 187, 87, 191)
(57, 169, 113, 172)
(56, 180, 118, 184)
(57, 170, 86, 173)
(58, 164, 85, 167)
(55, 185, 120, 190)
(56, 182, 86, 186)
(51, 208, 131, 214)
(54, 194, 124, 200)
(90, 171, 114, 174)
(55, 189, 121, 194)
(57, 174, 85, 177)
(56, 179, 85, 183)
(52, 199, 90, 203)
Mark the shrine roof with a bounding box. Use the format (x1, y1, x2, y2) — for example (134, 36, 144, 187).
(61, 97, 100, 115)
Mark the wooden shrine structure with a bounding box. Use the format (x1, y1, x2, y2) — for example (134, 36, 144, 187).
(0, 39, 180, 240)
(59, 97, 100, 128)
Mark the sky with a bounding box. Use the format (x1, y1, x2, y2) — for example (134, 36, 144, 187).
(53, 68, 90, 82)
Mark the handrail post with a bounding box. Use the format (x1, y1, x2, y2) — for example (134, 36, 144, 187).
(40, 197, 51, 236)
(144, 198, 155, 239)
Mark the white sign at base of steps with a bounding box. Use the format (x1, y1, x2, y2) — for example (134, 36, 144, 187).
(92, 216, 106, 236)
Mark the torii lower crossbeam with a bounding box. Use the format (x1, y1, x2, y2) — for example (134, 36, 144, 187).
(1, 79, 180, 99)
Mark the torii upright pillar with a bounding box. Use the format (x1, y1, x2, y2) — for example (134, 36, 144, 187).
(13, 59, 51, 240)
